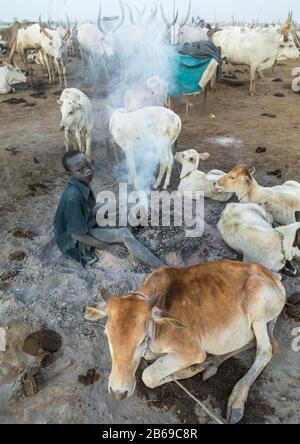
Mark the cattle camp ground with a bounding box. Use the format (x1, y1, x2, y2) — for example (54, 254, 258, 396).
(0, 0, 300, 426)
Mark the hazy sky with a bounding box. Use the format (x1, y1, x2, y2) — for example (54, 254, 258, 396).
(1, 0, 300, 24)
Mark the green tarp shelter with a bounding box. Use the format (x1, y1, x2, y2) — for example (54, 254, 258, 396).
(168, 53, 214, 97)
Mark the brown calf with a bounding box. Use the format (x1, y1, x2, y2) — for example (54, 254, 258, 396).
(86, 260, 286, 424)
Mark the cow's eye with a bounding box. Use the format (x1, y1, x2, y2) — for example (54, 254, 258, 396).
(69, 111, 74, 115)
(229, 175, 235, 180)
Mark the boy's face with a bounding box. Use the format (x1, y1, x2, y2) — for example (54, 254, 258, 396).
(67, 153, 94, 184)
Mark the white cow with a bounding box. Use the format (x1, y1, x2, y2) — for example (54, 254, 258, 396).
(216, 165, 300, 225)
(175, 149, 233, 202)
(213, 27, 299, 94)
(124, 76, 168, 112)
(0, 63, 26, 94)
(0, 43, 26, 94)
(110, 106, 182, 190)
(218, 203, 300, 274)
(58, 88, 94, 158)
(77, 1, 125, 68)
(16, 21, 68, 87)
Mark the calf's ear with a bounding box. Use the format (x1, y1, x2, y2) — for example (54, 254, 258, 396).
(295, 211, 300, 222)
(199, 152, 210, 161)
(85, 302, 108, 321)
(152, 308, 188, 329)
(293, 228, 300, 249)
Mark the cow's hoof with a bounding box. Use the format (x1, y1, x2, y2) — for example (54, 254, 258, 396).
(202, 365, 218, 381)
(227, 407, 244, 425)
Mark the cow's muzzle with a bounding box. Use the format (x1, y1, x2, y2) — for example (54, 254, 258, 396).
(110, 388, 128, 401)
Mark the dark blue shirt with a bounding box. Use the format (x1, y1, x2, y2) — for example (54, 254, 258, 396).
(54, 177, 97, 267)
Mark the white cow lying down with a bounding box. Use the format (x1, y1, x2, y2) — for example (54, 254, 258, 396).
(110, 106, 182, 190)
(175, 149, 233, 202)
(0, 63, 26, 94)
(216, 165, 300, 225)
(124, 76, 168, 112)
(218, 203, 300, 274)
(58, 88, 94, 158)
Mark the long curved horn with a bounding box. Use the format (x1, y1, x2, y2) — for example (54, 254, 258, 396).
(97, 1, 106, 35)
(135, 4, 146, 19)
(8, 40, 17, 65)
(161, 4, 178, 29)
(112, 0, 125, 34)
(39, 15, 53, 40)
(147, 2, 158, 25)
(161, 3, 170, 27)
(179, 0, 191, 27)
(124, 3, 137, 25)
(63, 14, 71, 40)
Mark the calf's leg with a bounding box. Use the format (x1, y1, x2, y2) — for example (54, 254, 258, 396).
(163, 147, 174, 190)
(171, 341, 256, 382)
(226, 321, 273, 425)
(142, 351, 207, 389)
(86, 133, 93, 159)
(64, 131, 70, 152)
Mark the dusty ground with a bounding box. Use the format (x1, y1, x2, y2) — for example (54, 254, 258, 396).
(0, 55, 300, 424)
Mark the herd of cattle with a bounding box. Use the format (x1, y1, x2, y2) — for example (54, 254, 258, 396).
(1, 2, 300, 426)
(0, 3, 300, 94)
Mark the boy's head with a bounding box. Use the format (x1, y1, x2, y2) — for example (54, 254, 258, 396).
(62, 151, 94, 184)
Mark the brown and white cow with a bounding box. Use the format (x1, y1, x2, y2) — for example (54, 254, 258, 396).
(85, 260, 286, 424)
(215, 165, 300, 225)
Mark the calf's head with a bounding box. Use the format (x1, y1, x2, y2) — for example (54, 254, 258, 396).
(216, 165, 256, 194)
(58, 99, 82, 130)
(85, 292, 187, 401)
(175, 149, 210, 178)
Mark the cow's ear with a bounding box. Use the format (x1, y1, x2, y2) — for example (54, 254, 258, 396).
(151, 308, 188, 329)
(295, 211, 300, 222)
(293, 228, 300, 249)
(85, 302, 107, 321)
(199, 152, 210, 161)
